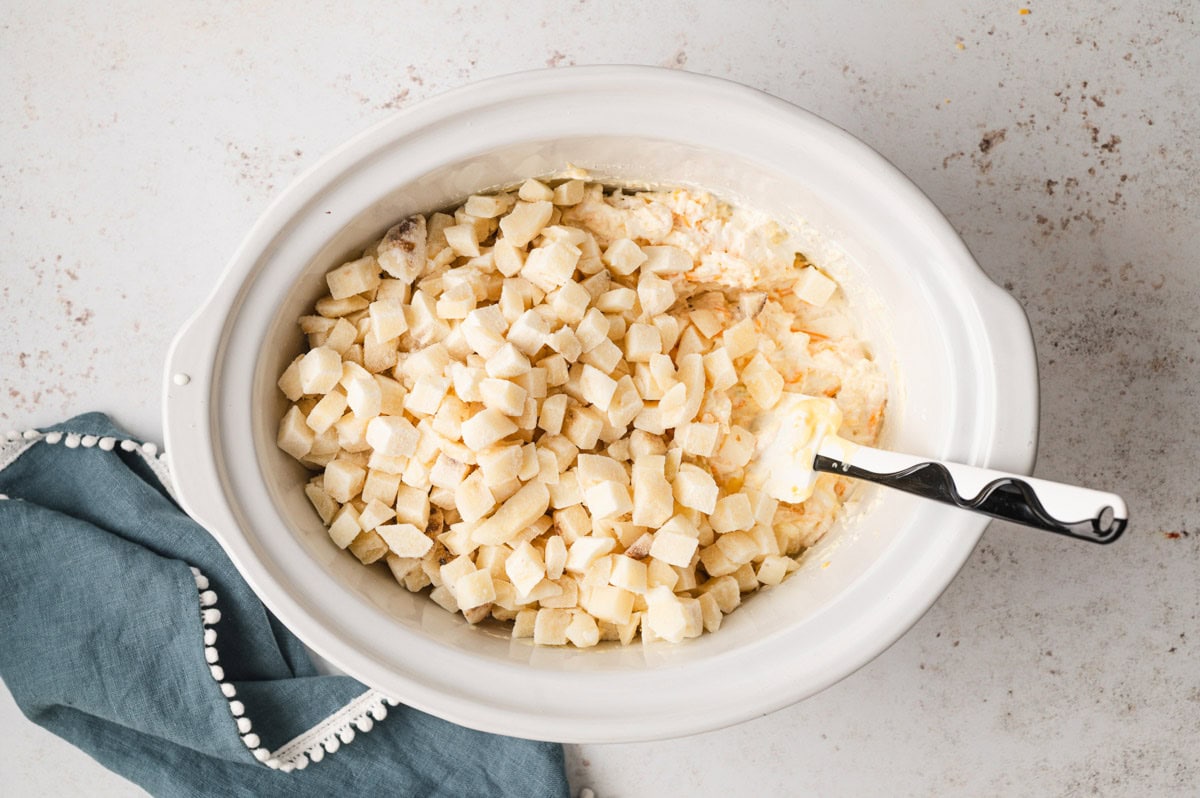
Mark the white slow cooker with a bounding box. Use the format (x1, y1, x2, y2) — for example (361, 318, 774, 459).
(163, 66, 1038, 743)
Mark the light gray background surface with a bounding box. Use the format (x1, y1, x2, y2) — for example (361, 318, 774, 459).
(2, 2, 1197, 796)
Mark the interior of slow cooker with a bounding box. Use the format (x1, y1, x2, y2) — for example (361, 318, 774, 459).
(246, 134, 968, 670)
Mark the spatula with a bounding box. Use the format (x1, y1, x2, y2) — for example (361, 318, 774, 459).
(747, 393, 1128, 544)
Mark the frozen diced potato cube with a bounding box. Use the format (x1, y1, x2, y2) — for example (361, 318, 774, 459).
(547, 327, 583, 363)
(580, 338, 622, 374)
(565, 536, 616, 573)
(277, 405, 315, 460)
(376, 215, 426, 283)
(709, 493, 755, 534)
(649, 528, 699, 568)
(602, 238, 647, 276)
(348, 530, 390, 564)
(552, 179, 585, 206)
(393, 484, 431, 528)
(579, 365, 618, 412)
(366, 416, 419, 457)
(455, 470, 497, 522)
(723, 317, 758, 359)
(471, 481, 550, 546)
(304, 480, 339, 525)
(543, 535, 567, 581)
(485, 343, 531, 380)
(549, 281, 591, 326)
(608, 554, 648, 594)
(582, 584, 634, 625)
(636, 271, 676, 317)
(562, 404, 604, 450)
(298, 346, 342, 395)
(643, 585, 689, 643)
(702, 347, 738, 392)
(500, 201, 554, 248)
(369, 299, 409, 343)
(715, 530, 759, 565)
(456, 569, 497, 610)
(794, 266, 837, 306)
(712, 425, 756, 471)
(328, 504, 361, 549)
(479, 378, 527, 417)
(507, 309, 551, 355)
(505, 541, 547, 595)
(518, 179, 554, 202)
(672, 463, 718, 514)
(522, 240, 580, 292)
(326, 256, 381, 300)
(742, 353, 784, 409)
(362, 469, 402, 506)
(641, 245, 691, 274)
(583, 481, 632, 520)
(756, 555, 791, 586)
(324, 458, 367, 503)
(465, 193, 514, 219)
(532, 608, 572, 646)
(575, 308, 610, 353)
(357, 498, 396, 531)
(461, 408, 519, 451)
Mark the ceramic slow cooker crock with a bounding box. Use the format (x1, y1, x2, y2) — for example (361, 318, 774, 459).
(163, 66, 1038, 743)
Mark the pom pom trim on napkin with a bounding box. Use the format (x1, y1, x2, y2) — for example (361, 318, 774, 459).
(0, 426, 399, 772)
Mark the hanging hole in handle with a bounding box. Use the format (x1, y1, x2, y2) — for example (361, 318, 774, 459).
(1096, 506, 1115, 534)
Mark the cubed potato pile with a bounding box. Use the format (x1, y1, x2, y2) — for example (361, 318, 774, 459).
(277, 176, 880, 646)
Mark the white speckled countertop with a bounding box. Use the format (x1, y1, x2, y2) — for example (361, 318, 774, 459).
(3, 2, 1197, 796)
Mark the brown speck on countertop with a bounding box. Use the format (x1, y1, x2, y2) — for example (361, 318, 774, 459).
(979, 128, 1007, 154)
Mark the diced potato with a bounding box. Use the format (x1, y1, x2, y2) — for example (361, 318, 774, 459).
(709, 493, 755, 534)
(471, 481, 550, 545)
(324, 458, 367, 503)
(328, 504, 362, 549)
(376, 215, 426, 283)
(723, 317, 758, 359)
(643, 585, 689, 643)
(358, 499, 396, 531)
(641, 245, 690, 274)
(455, 470, 497, 522)
(565, 536, 616, 573)
(552, 179, 585, 206)
(794, 266, 837, 306)
(672, 463, 718, 514)
(715, 530, 759, 566)
(636, 271, 676, 317)
(742, 353, 784, 409)
(532, 608, 572, 646)
(365, 416, 419, 457)
(298, 346, 342, 395)
(583, 481, 632, 520)
(521, 243, 579, 294)
(375, 522, 433, 558)
(507, 308, 551, 355)
(549, 281, 591, 326)
(582, 584, 634, 625)
(485, 343, 531, 379)
(479, 378, 527, 417)
(649, 528, 699, 568)
(455, 569, 497, 610)
(277, 405, 315, 460)
(500, 201, 554, 247)
(326, 256, 381, 300)
(461, 408, 519, 451)
(609, 554, 648, 594)
(348, 530, 390, 564)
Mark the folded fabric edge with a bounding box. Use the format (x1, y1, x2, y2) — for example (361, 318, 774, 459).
(2, 419, 400, 773)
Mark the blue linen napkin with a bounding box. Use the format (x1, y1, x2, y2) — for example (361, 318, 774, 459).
(0, 412, 569, 798)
